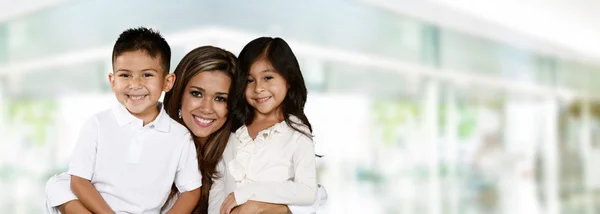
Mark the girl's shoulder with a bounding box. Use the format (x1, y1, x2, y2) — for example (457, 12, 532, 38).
(284, 115, 313, 140)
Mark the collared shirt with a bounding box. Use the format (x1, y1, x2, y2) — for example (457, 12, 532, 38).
(68, 103, 201, 214)
(220, 115, 317, 206)
(207, 160, 327, 214)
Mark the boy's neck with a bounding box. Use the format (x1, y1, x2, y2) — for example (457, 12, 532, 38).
(130, 103, 160, 126)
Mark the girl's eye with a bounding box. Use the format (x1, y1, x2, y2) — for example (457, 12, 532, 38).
(247, 79, 255, 84)
(215, 96, 227, 102)
(190, 91, 202, 98)
(264, 76, 274, 80)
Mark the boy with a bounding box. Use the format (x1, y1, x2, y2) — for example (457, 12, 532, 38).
(46, 27, 201, 214)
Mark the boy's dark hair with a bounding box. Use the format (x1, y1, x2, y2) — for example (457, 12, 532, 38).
(232, 37, 313, 139)
(112, 27, 171, 74)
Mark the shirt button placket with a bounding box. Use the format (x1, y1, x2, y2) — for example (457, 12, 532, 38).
(127, 128, 146, 164)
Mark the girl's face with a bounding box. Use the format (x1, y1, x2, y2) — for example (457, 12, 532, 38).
(180, 71, 231, 140)
(245, 59, 288, 119)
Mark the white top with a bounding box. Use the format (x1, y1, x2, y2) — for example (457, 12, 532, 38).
(68, 103, 201, 214)
(220, 115, 317, 207)
(207, 160, 327, 214)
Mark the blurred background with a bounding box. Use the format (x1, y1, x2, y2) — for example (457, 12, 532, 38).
(2, 0, 600, 213)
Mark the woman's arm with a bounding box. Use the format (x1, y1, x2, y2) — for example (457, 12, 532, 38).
(208, 160, 227, 214)
(70, 175, 113, 214)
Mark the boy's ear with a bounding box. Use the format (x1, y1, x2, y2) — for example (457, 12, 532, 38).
(108, 73, 116, 91)
(163, 73, 176, 92)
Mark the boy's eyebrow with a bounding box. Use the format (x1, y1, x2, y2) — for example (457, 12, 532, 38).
(190, 86, 228, 96)
(116, 68, 159, 72)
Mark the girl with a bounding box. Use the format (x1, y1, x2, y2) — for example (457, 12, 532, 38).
(219, 37, 318, 214)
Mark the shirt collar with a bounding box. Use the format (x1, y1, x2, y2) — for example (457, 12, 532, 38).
(234, 115, 304, 144)
(149, 103, 171, 132)
(112, 102, 171, 132)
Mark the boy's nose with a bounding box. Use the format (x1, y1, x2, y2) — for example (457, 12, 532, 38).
(129, 77, 143, 89)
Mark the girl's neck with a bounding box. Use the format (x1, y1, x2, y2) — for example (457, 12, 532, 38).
(252, 108, 284, 125)
(247, 109, 284, 140)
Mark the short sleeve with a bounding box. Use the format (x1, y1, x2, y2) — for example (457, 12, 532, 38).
(174, 134, 202, 192)
(68, 117, 99, 180)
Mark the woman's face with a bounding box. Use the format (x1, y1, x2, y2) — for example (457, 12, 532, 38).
(180, 71, 231, 140)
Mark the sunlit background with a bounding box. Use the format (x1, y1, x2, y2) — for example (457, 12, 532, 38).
(2, 0, 600, 213)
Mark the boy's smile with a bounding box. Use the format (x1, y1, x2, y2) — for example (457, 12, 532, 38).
(109, 50, 174, 124)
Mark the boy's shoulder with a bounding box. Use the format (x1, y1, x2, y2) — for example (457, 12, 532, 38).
(163, 115, 190, 136)
(88, 107, 117, 125)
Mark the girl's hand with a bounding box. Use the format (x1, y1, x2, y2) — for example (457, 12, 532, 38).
(220, 192, 238, 214)
(230, 201, 261, 214)
(232, 201, 291, 214)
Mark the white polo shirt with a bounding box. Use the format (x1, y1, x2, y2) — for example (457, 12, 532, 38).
(68, 103, 201, 214)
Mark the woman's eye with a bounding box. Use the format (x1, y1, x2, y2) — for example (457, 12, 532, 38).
(190, 91, 202, 98)
(215, 96, 227, 102)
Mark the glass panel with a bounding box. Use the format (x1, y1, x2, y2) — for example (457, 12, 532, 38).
(0, 24, 7, 63)
(214, 0, 426, 64)
(5, 0, 214, 61)
(555, 61, 593, 91)
(440, 30, 542, 85)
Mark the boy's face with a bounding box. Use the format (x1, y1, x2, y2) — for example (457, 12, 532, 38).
(109, 50, 174, 121)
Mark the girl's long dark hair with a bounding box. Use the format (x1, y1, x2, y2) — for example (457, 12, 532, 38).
(163, 46, 237, 213)
(231, 37, 312, 138)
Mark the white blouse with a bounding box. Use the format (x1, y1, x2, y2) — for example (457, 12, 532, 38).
(208, 115, 318, 212)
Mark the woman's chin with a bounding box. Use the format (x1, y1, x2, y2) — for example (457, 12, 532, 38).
(191, 129, 211, 139)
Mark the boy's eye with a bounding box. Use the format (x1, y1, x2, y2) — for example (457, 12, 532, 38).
(119, 73, 130, 78)
(143, 73, 154, 77)
(215, 96, 227, 102)
(190, 91, 202, 98)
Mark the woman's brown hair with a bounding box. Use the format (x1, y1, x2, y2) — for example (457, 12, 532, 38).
(163, 45, 237, 213)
